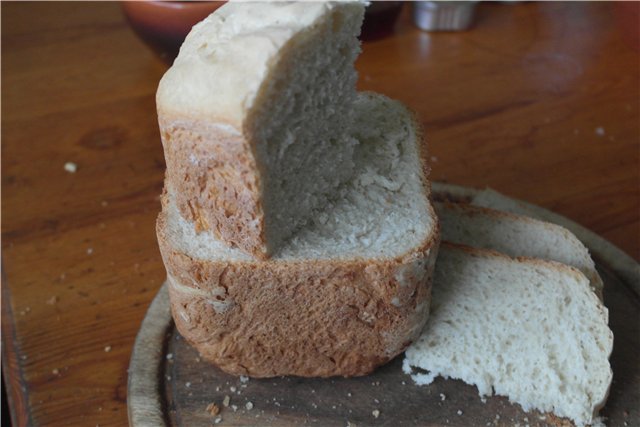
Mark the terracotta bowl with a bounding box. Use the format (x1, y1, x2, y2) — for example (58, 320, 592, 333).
(121, 1, 226, 63)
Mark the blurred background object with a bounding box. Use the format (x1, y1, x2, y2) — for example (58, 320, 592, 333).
(412, 1, 478, 31)
(121, 1, 225, 63)
(360, 1, 404, 41)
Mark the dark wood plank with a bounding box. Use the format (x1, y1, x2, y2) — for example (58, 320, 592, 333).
(2, 276, 33, 427)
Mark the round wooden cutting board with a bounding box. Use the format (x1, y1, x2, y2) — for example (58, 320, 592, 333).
(128, 183, 639, 427)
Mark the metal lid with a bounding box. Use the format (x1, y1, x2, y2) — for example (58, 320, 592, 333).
(412, 1, 477, 31)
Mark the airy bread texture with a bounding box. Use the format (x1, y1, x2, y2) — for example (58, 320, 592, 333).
(435, 201, 604, 298)
(403, 244, 613, 427)
(157, 93, 440, 377)
(157, 1, 366, 259)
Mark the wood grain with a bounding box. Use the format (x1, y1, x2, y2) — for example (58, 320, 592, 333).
(2, 2, 638, 426)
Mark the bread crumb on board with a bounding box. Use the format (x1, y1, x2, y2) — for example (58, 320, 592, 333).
(64, 162, 77, 173)
(222, 395, 230, 407)
(372, 409, 380, 418)
(104, 345, 111, 353)
(206, 402, 220, 416)
(46, 296, 58, 305)
(245, 401, 254, 411)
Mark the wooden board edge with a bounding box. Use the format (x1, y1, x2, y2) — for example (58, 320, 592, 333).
(127, 284, 172, 427)
(1, 264, 34, 427)
(127, 182, 640, 425)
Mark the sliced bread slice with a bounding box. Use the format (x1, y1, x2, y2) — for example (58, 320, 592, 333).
(157, 93, 440, 377)
(157, 1, 366, 259)
(435, 201, 604, 298)
(403, 243, 613, 427)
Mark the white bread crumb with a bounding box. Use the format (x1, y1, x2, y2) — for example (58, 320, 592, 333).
(64, 162, 77, 173)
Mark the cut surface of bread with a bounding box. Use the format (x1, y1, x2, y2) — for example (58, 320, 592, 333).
(435, 201, 604, 298)
(157, 1, 366, 258)
(164, 93, 435, 262)
(403, 244, 613, 427)
(157, 93, 440, 377)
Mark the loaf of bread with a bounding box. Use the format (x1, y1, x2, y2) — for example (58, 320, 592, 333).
(435, 201, 604, 298)
(158, 93, 440, 377)
(404, 243, 613, 427)
(157, 1, 366, 259)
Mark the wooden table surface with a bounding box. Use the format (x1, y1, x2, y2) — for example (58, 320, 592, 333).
(2, 2, 638, 426)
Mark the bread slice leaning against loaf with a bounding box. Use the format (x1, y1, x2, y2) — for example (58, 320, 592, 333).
(157, 1, 366, 259)
(403, 243, 613, 427)
(157, 93, 440, 377)
(434, 201, 604, 298)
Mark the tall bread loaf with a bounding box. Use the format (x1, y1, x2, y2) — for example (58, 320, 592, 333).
(157, 2, 366, 259)
(158, 93, 440, 377)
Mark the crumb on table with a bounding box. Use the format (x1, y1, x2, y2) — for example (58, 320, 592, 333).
(64, 162, 77, 173)
(206, 402, 220, 416)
